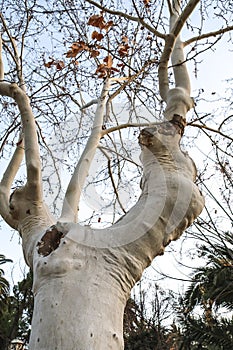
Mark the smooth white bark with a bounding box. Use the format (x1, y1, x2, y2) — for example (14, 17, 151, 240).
(0, 132, 24, 229)
(159, 0, 199, 116)
(60, 78, 111, 223)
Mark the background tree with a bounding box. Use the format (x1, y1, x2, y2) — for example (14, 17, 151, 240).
(0, 0, 232, 348)
(0, 255, 11, 313)
(174, 236, 233, 349)
(124, 283, 178, 350)
(0, 271, 33, 350)
(0, 254, 12, 349)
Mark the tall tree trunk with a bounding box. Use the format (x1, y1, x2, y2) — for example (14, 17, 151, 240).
(0, 3, 205, 348)
(30, 246, 129, 349)
(22, 119, 204, 349)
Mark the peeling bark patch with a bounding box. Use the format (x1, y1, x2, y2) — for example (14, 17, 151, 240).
(37, 225, 65, 257)
(170, 114, 186, 135)
(139, 116, 186, 147)
(138, 123, 176, 147)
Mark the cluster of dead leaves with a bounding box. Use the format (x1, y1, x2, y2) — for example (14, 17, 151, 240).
(65, 12, 114, 61)
(92, 30, 104, 41)
(66, 41, 100, 59)
(44, 58, 65, 71)
(66, 41, 89, 58)
(95, 55, 119, 78)
(44, 11, 131, 77)
(88, 12, 113, 31)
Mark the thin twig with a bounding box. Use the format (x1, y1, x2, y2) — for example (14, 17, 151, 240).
(188, 123, 233, 141)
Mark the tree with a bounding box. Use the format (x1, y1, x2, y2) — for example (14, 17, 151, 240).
(0, 271, 33, 350)
(0, 254, 11, 314)
(124, 296, 162, 350)
(174, 236, 233, 349)
(124, 283, 177, 349)
(0, 254, 12, 349)
(0, 0, 232, 348)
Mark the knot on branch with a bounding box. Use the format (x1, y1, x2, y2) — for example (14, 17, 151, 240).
(170, 114, 186, 135)
(138, 120, 181, 149)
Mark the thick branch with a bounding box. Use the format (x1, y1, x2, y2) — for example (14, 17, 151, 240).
(12, 85, 42, 198)
(170, 0, 191, 94)
(158, 33, 175, 101)
(0, 134, 24, 229)
(60, 78, 111, 223)
(158, 0, 200, 101)
(0, 82, 42, 200)
(171, 0, 200, 38)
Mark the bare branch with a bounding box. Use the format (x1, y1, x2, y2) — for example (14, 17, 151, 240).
(167, 0, 173, 15)
(1, 134, 24, 188)
(0, 132, 24, 229)
(0, 82, 43, 200)
(80, 99, 98, 110)
(159, 0, 200, 101)
(172, 0, 200, 38)
(13, 86, 42, 197)
(99, 147, 127, 214)
(60, 78, 111, 223)
(0, 13, 26, 89)
(170, 0, 191, 94)
(107, 60, 158, 110)
(0, 120, 20, 154)
(188, 122, 233, 141)
(159, 0, 198, 117)
(101, 122, 158, 136)
(158, 34, 175, 101)
(184, 25, 233, 46)
(0, 34, 4, 81)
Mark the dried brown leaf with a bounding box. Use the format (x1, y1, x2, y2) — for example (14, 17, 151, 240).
(103, 55, 113, 68)
(91, 31, 104, 41)
(66, 41, 89, 58)
(90, 49, 100, 58)
(88, 14, 105, 29)
(118, 44, 130, 57)
(122, 36, 128, 43)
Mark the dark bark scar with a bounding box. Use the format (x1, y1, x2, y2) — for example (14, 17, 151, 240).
(169, 114, 186, 135)
(138, 115, 186, 147)
(37, 225, 65, 257)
